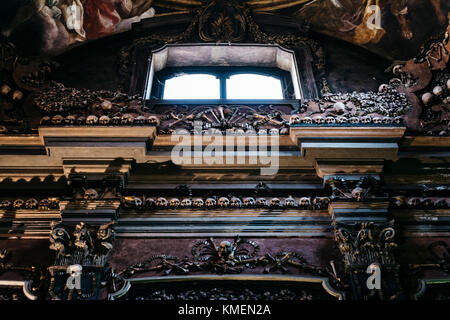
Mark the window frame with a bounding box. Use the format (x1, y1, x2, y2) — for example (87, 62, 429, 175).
(150, 66, 294, 100)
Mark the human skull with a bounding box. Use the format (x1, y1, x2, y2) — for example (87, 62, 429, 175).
(258, 129, 267, 135)
(351, 187, 365, 201)
(349, 117, 360, 124)
(40, 117, 51, 125)
(111, 116, 121, 125)
(447, 79, 450, 90)
(135, 115, 146, 125)
(124, 196, 142, 207)
(378, 84, 389, 93)
(169, 198, 180, 208)
(269, 128, 279, 135)
(325, 117, 336, 124)
(433, 85, 444, 97)
(84, 189, 98, 200)
(51, 115, 64, 125)
(313, 197, 329, 209)
(407, 197, 421, 207)
(392, 64, 403, 75)
(391, 196, 405, 207)
(156, 197, 168, 207)
(421, 92, 433, 106)
(256, 198, 267, 207)
(382, 117, 393, 124)
(218, 197, 230, 208)
(86, 115, 98, 125)
(100, 100, 112, 111)
(270, 197, 281, 207)
(235, 128, 245, 135)
(336, 117, 348, 124)
(289, 115, 301, 125)
(121, 114, 134, 124)
(393, 116, 403, 124)
(243, 197, 256, 207)
(313, 116, 325, 124)
(421, 198, 433, 208)
(284, 196, 296, 207)
(13, 199, 24, 209)
(279, 127, 289, 135)
(434, 198, 448, 208)
(147, 116, 160, 126)
(299, 197, 311, 208)
(218, 241, 233, 258)
(145, 198, 156, 208)
(25, 198, 38, 209)
(1, 200, 11, 208)
(333, 102, 346, 114)
(65, 115, 76, 125)
(360, 116, 371, 124)
(205, 198, 217, 208)
(181, 198, 192, 207)
(302, 117, 313, 124)
(99, 115, 110, 125)
(38, 199, 50, 210)
(230, 197, 242, 208)
(193, 198, 204, 208)
(373, 117, 382, 124)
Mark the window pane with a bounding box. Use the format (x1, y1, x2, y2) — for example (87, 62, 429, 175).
(163, 74, 220, 99)
(226, 74, 283, 99)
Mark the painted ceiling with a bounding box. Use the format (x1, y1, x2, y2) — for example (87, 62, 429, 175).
(1, 0, 449, 60)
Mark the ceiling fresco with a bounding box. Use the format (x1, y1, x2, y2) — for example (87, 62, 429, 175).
(0, 0, 448, 60)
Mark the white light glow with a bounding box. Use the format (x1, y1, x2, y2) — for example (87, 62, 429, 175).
(163, 74, 220, 99)
(226, 74, 283, 99)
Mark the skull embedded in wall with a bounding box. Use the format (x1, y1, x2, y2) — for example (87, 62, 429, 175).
(393, 116, 403, 124)
(298, 197, 311, 208)
(313, 197, 329, 209)
(279, 127, 289, 135)
(421, 198, 433, 208)
(325, 117, 336, 124)
(156, 197, 168, 208)
(289, 115, 301, 125)
(13, 199, 24, 209)
(111, 116, 121, 125)
(269, 128, 279, 135)
(40, 117, 51, 125)
(218, 241, 233, 259)
(421, 92, 433, 106)
(77, 116, 86, 125)
(65, 115, 76, 125)
(333, 102, 346, 114)
(1, 200, 11, 208)
(378, 84, 389, 93)
(270, 197, 281, 207)
(25, 198, 38, 209)
(38, 199, 50, 210)
(99, 115, 110, 125)
(302, 117, 313, 124)
(86, 115, 98, 125)
(145, 198, 156, 208)
(373, 117, 382, 124)
(407, 197, 421, 207)
(382, 117, 393, 124)
(360, 116, 372, 124)
(181, 198, 192, 207)
(284, 196, 296, 208)
(230, 197, 242, 208)
(218, 197, 230, 208)
(336, 117, 348, 124)
(135, 116, 146, 125)
(205, 198, 217, 208)
(243, 197, 256, 207)
(256, 198, 267, 207)
(193, 198, 204, 208)
(313, 116, 325, 124)
(433, 85, 444, 97)
(258, 129, 267, 135)
(51, 115, 64, 125)
(236, 129, 245, 135)
(169, 198, 180, 208)
(349, 117, 360, 124)
(392, 65, 403, 75)
(124, 196, 142, 208)
(121, 114, 134, 125)
(84, 189, 99, 200)
(391, 196, 405, 207)
(351, 187, 365, 201)
(434, 198, 448, 208)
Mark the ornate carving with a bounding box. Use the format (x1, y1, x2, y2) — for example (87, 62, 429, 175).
(326, 176, 386, 202)
(334, 221, 397, 267)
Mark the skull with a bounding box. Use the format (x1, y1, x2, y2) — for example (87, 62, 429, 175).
(302, 117, 313, 124)
(25, 198, 38, 209)
(373, 117, 382, 124)
(270, 197, 281, 207)
(77, 116, 86, 125)
(333, 102, 346, 114)
(135, 116, 146, 125)
(279, 127, 289, 135)
(99, 115, 110, 125)
(13, 199, 24, 209)
(349, 117, 360, 124)
(325, 117, 336, 124)
(40, 117, 51, 125)
(433, 85, 444, 97)
(313, 116, 325, 124)
(86, 115, 98, 125)
(421, 198, 433, 208)
(38, 199, 50, 210)
(434, 198, 448, 208)
(1, 200, 11, 208)
(258, 129, 267, 135)
(51, 115, 64, 125)
(111, 116, 121, 125)
(156, 197, 168, 207)
(84, 189, 98, 200)
(393, 116, 403, 124)
(421, 92, 433, 106)
(243, 197, 256, 207)
(392, 64, 403, 75)
(269, 128, 279, 135)
(382, 117, 393, 124)
(0, 126, 6, 134)
(218, 197, 230, 208)
(313, 197, 329, 209)
(145, 198, 156, 208)
(124, 196, 142, 207)
(193, 198, 204, 208)
(256, 198, 267, 207)
(299, 197, 311, 208)
(147, 116, 160, 126)
(121, 114, 134, 124)
(289, 115, 301, 125)
(284, 196, 296, 208)
(378, 84, 389, 93)
(391, 196, 405, 207)
(205, 198, 217, 208)
(360, 116, 371, 124)
(407, 197, 421, 207)
(336, 117, 348, 124)
(218, 241, 233, 258)
(181, 198, 192, 207)
(169, 198, 180, 208)
(65, 115, 76, 125)
(236, 129, 245, 135)
(351, 187, 365, 201)
(230, 197, 242, 208)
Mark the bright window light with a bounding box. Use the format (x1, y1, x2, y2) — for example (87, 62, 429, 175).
(226, 74, 283, 99)
(163, 74, 220, 99)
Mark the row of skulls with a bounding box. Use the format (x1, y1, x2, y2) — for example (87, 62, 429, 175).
(40, 114, 160, 126)
(122, 196, 330, 209)
(0, 198, 59, 210)
(289, 114, 403, 125)
(391, 196, 449, 208)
